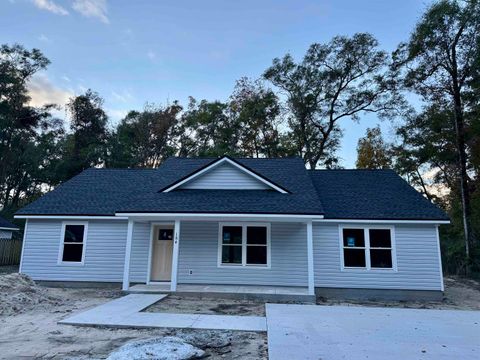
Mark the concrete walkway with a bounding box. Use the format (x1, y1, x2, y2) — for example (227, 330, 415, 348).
(59, 294, 267, 332)
(266, 304, 480, 360)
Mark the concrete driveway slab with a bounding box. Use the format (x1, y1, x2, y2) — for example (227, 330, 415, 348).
(266, 304, 480, 360)
(59, 294, 266, 331)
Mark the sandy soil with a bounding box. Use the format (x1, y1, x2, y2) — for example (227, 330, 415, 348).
(144, 295, 268, 316)
(0, 273, 478, 359)
(0, 275, 267, 360)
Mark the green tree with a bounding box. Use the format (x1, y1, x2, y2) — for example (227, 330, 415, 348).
(229, 78, 288, 158)
(356, 126, 392, 169)
(176, 97, 240, 157)
(107, 102, 182, 168)
(393, 106, 457, 200)
(394, 0, 480, 273)
(59, 90, 109, 179)
(0, 44, 64, 218)
(264, 33, 403, 168)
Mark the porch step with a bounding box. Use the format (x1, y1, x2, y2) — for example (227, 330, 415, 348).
(127, 284, 316, 303)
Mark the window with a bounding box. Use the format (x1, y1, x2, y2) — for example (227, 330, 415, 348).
(219, 223, 270, 267)
(159, 228, 173, 241)
(341, 226, 395, 270)
(221, 226, 243, 264)
(369, 229, 393, 268)
(59, 222, 87, 264)
(342, 228, 366, 267)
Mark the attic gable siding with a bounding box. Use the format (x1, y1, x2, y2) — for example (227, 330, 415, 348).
(179, 162, 270, 190)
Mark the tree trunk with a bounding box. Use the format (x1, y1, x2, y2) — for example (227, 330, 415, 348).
(452, 87, 472, 275)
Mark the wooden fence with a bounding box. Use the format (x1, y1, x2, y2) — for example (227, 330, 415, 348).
(0, 238, 22, 266)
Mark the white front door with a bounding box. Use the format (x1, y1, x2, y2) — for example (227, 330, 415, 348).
(150, 225, 174, 282)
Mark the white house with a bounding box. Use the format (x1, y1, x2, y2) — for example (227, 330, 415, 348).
(15, 156, 449, 300)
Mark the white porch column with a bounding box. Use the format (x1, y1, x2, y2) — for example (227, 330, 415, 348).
(122, 219, 134, 291)
(170, 220, 181, 291)
(306, 220, 315, 295)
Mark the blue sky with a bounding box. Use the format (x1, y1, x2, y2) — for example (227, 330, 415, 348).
(1, 0, 429, 167)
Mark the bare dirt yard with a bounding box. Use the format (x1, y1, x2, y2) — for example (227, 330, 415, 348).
(0, 272, 267, 359)
(0, 268, 478, 359)
(144, 295, 268, 316)
(317, 276, 480, 310)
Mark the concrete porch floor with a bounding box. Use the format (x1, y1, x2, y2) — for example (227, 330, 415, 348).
(127, 284, 314, 302)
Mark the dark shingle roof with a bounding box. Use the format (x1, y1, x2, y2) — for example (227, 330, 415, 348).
(16, 157, 324, 216)
(309, 169, 449, 220)
(0, 216, 18, 230)
(16, 157, 448, 220)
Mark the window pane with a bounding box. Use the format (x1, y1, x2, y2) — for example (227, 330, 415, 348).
(221, 245, 242, 264)
(344, 248, 366, 267)
(62, 244, 83, 262)
(222, 226, 242, 245)
(369, 229, 391, 248)
(247, 227, 267, 245)
(247, 246, 267, 265)
(371, 249, 392, 268)
(159, 229, 173, 240)
(343, 229, 365, 247)
(64, 225, 85, 243)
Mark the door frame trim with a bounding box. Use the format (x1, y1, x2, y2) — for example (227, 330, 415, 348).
(147, 222, 175, 285)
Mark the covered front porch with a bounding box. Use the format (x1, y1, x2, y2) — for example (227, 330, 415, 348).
(120, 213, 317, 297)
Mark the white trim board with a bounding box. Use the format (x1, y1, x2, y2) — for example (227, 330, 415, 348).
(15, 214, 448, 224)
(435, 225, 445, 292)
(116, 213, 324, 221)
(15, 215, 128, 220)
(162, 157, 289, 193)
(122, 219, 135, 291)
(316, 219, 450, 224)
(18, 219, 28, 273)
(0, 226, 19, 231)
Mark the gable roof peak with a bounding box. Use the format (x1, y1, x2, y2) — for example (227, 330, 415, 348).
(160, 156, 291, 193)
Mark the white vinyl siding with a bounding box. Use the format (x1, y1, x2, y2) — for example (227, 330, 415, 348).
(21, 219, 128, 282)
(179, 162, 270, 190)
(20, 219, 443, 292)
(129, 222, 151, 283)
(177, 221, 308, 286)
(313, 223, 443, 290)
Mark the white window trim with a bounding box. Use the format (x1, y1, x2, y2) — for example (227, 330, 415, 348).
(338, 224, 397, 272)
(217, 222, 271, 269)
(57, 221, 88, 266)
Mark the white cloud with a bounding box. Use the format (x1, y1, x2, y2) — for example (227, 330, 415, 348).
(32, 0, 69, 16)
(72, 0, 109, 24)
(61, 75, 71, 82)
(422, 168, 451, 198)
(107, 108, 129, 122)
(38, 34, 51, 42)
(112, 90, 134, 103)
(77, 84, 88, 93)
(28, 73, 73, 108)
